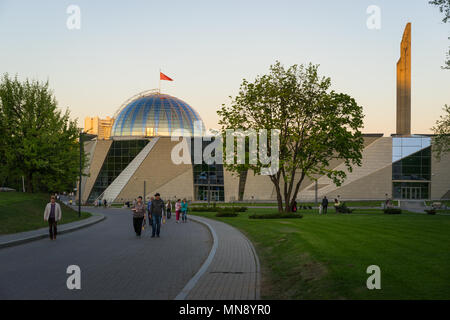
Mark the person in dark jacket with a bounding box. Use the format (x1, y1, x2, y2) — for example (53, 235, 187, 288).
(322, 196, 329, 214)
(147, 196, 154, 225)
(149, 193, 166, 238)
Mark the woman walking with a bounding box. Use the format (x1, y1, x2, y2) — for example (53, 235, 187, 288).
(166, 200, 172, 219)
(175, 199, 181, 224)
(181, 198, 188, 223)
(132, 196, 146, 237)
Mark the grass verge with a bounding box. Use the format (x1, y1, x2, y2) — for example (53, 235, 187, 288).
(0, 192, 92, 235)
(192, 208, 450, 299)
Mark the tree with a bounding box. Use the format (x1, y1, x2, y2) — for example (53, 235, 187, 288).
(0, 74, 86, 193)
(217, 62, 365, 212)
(432, 104, 450, 160)
(429, 0, 450, 69)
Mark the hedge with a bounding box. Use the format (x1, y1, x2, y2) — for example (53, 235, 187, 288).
(190, 207, 217, 212)
(249, 213, 303, 219)
(217, 207, 248, 213)
(215, 212, 239, 217)
(191, 206, 248, 213)
(383, 208, 402, 214)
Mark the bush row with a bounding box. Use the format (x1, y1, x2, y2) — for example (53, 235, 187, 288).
(383, 208, 402, 214)
(191, 206, 248, 213)
(249, 213, 303, 219)
(215, 212, 239, 217)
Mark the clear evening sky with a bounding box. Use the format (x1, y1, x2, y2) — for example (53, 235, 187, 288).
(0, 0, 449, 135)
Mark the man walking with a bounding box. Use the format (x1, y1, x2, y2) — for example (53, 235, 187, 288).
(147, 196, 154, 226)
(322, 196, 329, 214)
(44, 195, 62, 240)
(149, 193, 166, 238)
(132, 196, 146, 237)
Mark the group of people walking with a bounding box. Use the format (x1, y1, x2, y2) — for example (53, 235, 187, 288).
(43, 193, 190, 241)
(131, 194, 189, 238)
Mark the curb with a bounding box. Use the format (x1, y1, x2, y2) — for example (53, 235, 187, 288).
(175, 215, 218, 300)
(175, 215, 261, 300)
(234, 227, 261, 300)
(0, 213, 106, 249)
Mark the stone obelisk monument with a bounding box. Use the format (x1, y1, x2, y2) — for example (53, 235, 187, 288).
(396, 23, 411, 136)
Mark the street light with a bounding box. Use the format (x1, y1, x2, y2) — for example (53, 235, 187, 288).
(78, 131, 84, 218)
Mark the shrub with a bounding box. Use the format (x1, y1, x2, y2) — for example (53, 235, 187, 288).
(216, 212, 239, 217)
(383, 208, 402, 214)
(336, 202, 354, 213)
(425, 209, 436, 215)
(231, 206, 248, 212)
(190, 206, 216, 212)
(249, 213, 303, 219)
(191, 206, 248, 213)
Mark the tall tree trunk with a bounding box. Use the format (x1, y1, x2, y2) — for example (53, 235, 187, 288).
(270, 175, 283, 212)
(290, 172, 306, 211)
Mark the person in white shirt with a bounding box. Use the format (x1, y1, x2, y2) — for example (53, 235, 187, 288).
(44, 196, 62, 240)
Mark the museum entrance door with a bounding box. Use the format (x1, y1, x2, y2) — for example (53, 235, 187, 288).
(401, 187, 422, 200)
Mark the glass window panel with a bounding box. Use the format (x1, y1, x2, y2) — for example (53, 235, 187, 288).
(401, 138, 422, 147)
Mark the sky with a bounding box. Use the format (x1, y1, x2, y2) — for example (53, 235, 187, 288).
(0, 0, 449, 136)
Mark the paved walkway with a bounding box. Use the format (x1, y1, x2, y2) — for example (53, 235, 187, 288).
(0, 212, 105, 248)
(183, 215, 260, 300)
(0, 207, 212, 300)
(0, 207, 261, 300)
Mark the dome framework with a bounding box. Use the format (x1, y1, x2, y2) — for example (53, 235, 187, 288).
(111, 90, 205, 138)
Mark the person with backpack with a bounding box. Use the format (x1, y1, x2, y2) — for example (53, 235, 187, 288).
(44, 195, 62, 240)
(181, 199, 188, 223)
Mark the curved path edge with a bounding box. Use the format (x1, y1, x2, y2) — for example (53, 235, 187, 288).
(175, 217, 219, 300)
(0, 212, 106, 249)
(177, 215, 261, 300)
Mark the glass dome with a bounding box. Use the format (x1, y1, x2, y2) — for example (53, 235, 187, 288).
(111, 91, 205, 137)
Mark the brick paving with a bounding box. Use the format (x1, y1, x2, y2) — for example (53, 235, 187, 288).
(0, 207, 212, 300)
(0, 212, 105, 249)
(184, 215, 260, 300)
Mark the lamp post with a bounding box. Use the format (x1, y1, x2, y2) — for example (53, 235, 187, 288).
(315, 179, 318, 207)
(207, 169, 211, 206)
(78, 131, 84, 218)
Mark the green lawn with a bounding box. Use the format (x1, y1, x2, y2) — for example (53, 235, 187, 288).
(0, 192, 91, 235)
(193, 208, 450, 299)
(191, 200, 392, 208)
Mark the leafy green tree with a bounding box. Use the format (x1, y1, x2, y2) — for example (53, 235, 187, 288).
(0, 74, 86, 193)
(217, 62, 365, 212)
(432, 104, 450, 160)
(429, 0, 450, 69)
